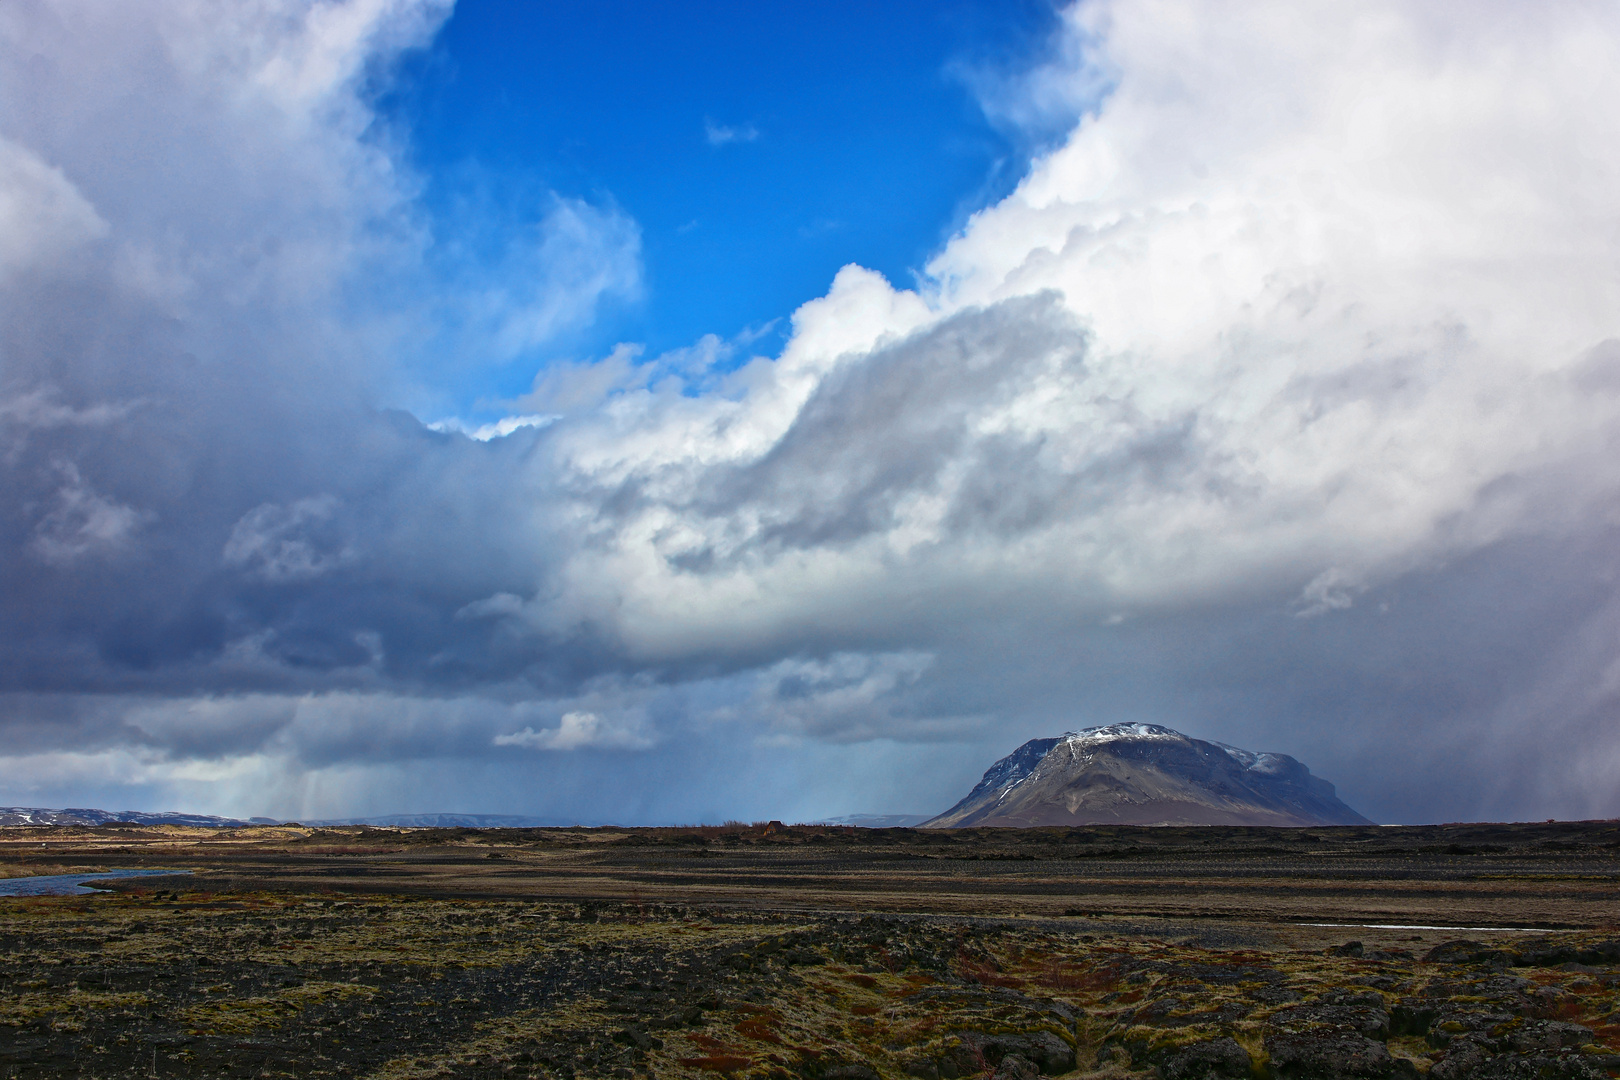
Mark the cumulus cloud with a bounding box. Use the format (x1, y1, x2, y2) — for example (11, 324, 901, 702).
(4, 0, 1620, 824)
(494, 711, 654, 751)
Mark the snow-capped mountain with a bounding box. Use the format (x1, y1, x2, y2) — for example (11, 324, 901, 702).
(0, 807, 272, 827)
(923, 724, 1371, 828)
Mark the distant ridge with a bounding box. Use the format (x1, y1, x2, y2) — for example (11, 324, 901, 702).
(0, 808, 569, 829)
(924, 724, 1371, 828)
(0, 807, 273, 828)
(813, 814, 932, 828)
(302, 814, 566, 828)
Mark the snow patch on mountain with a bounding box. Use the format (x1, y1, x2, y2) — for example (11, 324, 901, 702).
(1060, 724, 1188, 749)
(1216, 743, 1293, 776)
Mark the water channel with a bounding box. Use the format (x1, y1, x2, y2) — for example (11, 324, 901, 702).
(0, 868, 192, 897)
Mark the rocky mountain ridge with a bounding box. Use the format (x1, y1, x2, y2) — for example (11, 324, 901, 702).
(923, 723, 1371, 828)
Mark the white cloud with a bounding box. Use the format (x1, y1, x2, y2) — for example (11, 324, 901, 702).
(29, 462, 148, 565)
(530, 0, 1620, 657)
(454, 592, 527, 621)
(0, 388, 141, 463)
(472, 196, 643, 362)
(0, 388, 137, 433)
(1294, 568, 1364, 618)
(704, 119, 760, 147)
(223, 495, 351, 582)
(0, 135, 107, 281)
(427, 414, 555, 441)
(250, 0, 453, 111)
(494, 711, 654, 751)
(949, 3, 1113, 145)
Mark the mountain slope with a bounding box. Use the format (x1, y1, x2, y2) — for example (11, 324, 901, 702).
(923, 724, 1371, 828)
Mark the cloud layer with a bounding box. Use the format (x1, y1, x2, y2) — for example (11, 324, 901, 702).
(3, 0, 1620, 824)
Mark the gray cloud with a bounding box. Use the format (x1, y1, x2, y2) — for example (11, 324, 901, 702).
(720, 294, 1090, 550)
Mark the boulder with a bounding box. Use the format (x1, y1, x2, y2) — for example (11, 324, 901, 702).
(951, 1031, 1075, 1076)
(1423, 940, 1518, 967)
(1156, 1037, 1253, 1080)
(1265, 1030, 1415, 1078)
(992, 1054, 1041, 1080)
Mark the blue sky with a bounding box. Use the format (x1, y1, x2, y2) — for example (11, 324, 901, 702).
(4, 1, 1620, 825)
(390, 0, 1069, 415)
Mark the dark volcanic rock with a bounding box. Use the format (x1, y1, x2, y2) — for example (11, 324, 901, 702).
(991, 1054, 1041, 1080)
(953, 1031, 1076, 1076)
(1506, 1021, 1595, 1052)
(1271, 1001, 1392, 1040)
(1424, 939, 1518, 966)
(822, 1066, 880, 1080)
(1430, 1043, 1607, 1080)
(923, 724, 1371, 828)
(1156, 1036, 1254, 1080)
(1265, 1030, 1413, 1078)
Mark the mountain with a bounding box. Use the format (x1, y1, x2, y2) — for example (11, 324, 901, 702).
(922, 724, 1372, 828)
(0, 807, 273, 827)
(0, 807, 572, 829)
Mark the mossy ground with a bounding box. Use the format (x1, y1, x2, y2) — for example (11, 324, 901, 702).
(2, 887, 1619, 1079)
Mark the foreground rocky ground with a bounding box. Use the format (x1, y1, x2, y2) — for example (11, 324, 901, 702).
(3, 888, 1620, 1079)
(2, 821, 1619, 1078)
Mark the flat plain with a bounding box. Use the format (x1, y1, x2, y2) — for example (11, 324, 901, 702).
(1, 821, 1617, 1079)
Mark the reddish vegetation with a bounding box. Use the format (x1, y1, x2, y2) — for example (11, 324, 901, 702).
(733, 1019, 783, 1043)
(678, 1055, 754, 1073)
(733, 1005, 786, 1044)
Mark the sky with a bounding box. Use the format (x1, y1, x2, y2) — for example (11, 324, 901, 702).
(3, 0, 1620, 825)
